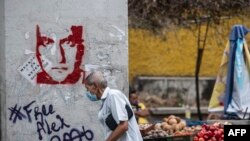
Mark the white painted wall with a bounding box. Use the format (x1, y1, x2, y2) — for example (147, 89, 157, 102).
(1, 0, 128, 141)
(0, 0, 6, 140)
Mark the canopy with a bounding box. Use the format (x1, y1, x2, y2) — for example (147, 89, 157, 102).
(208, 25, 250, 119)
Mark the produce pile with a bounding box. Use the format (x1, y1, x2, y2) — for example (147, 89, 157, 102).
(139, 115, 232, 140)
(193, 122, 231, 141)
(139, 115, 201, 139)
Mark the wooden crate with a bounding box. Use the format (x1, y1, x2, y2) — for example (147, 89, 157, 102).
(167, 135, 193, 141)
(143, 135, 193, 141)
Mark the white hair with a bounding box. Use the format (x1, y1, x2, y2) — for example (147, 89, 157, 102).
(85, 71, 107, 88)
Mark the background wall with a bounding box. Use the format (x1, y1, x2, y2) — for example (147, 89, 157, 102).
(128, 18, 250, 112)
(129, 17, 250, 82)
(1, 0, 128, 141)
(135, 77, 215, 107)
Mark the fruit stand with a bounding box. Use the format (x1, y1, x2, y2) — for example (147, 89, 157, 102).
(140, 115, 232, 141)
(140, 115, 199, 141)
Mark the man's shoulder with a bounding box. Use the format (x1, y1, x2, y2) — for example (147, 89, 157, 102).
(108, 88, 124, 95)
(108, 88, 128, 101)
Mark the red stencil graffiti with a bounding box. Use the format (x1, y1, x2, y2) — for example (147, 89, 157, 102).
(36, 25, 85, 84)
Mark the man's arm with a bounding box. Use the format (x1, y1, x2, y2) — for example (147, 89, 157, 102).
(106, 121, 128, 141)
(135, 109, 150, 117)
(135, 103, 150, 117)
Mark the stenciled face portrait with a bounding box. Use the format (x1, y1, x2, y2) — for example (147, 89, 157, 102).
(36, 25, 85, 84)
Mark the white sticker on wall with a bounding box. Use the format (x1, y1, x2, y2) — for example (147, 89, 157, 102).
(18, 55, 52, 84)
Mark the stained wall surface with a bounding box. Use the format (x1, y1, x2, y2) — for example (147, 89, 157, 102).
(129, 18, 250, 82)
(1, 0, 128, 141)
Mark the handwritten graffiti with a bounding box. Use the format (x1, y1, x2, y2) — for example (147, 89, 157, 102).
(8, 104, 27, 123)
(36, 25, 85, 84)
(50, 126, 94, 141)
(8, 100, 35, 123)
(8, 101, 94, 141)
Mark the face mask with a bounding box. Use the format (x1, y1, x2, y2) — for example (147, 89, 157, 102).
(86, 91, 98, 101)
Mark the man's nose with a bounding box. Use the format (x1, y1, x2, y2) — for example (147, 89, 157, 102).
(58, 42, 66, 64)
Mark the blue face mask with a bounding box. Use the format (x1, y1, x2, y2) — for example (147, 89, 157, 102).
(86, 91, 98, 101)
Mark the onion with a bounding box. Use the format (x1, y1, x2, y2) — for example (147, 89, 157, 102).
(162, 124, 171, 131)
(154, 123, 162, 130)
(168, 115, 176, 119)
(179, 121, 186, 129)
(175, 124, 182, 131)
(168, 118, 177, 125)
(163, 118, 168, 122)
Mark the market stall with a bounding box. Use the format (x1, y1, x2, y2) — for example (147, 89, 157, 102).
(139, 115, 199, 141)
(138, 115, 235, 141)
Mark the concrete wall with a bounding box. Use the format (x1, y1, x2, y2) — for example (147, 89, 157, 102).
(0, 0, 6, 140)
(2, 0, 128, 141)
(135, 77, 215, 107)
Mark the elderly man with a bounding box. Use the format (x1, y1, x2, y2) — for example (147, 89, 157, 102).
(84, 71, 143, 141)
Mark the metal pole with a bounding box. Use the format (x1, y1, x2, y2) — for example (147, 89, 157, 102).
(195, 18, 210, 121)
